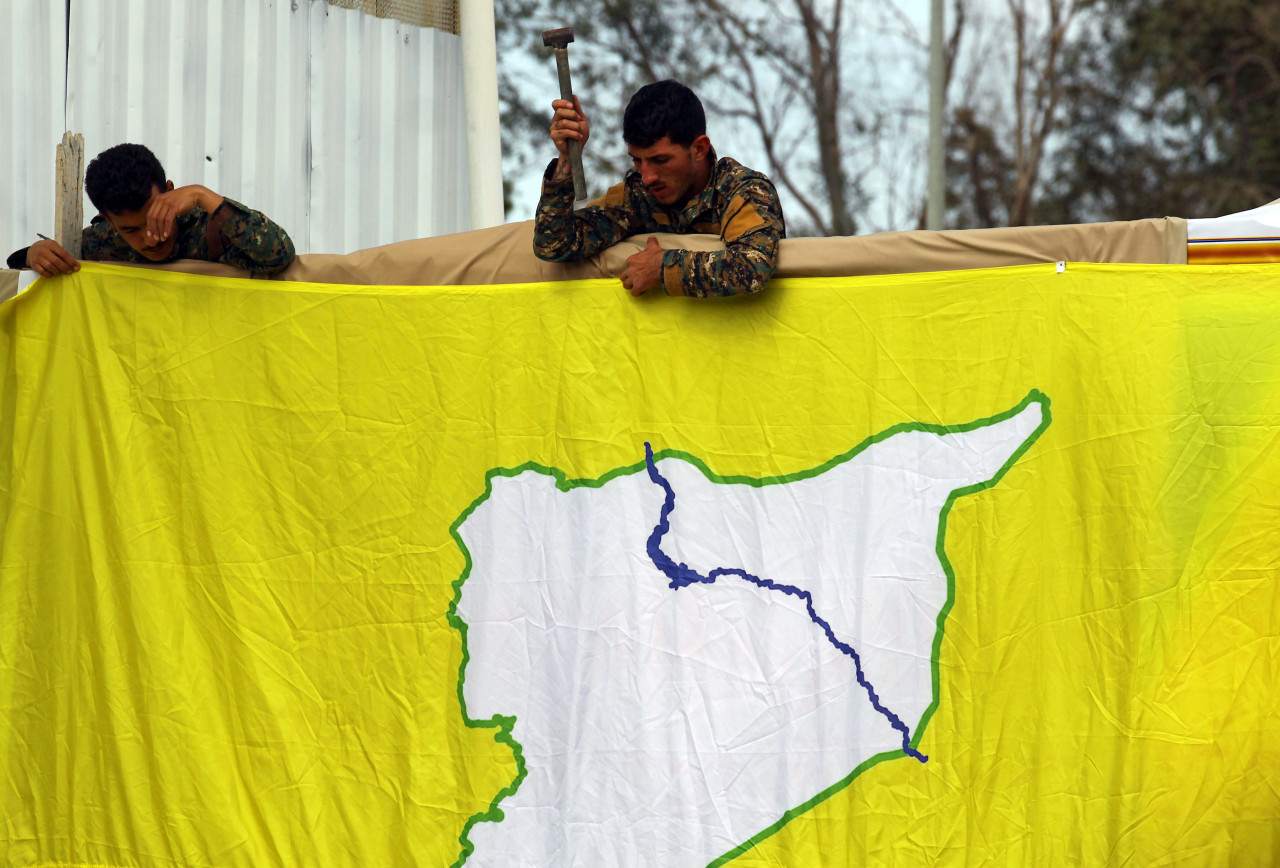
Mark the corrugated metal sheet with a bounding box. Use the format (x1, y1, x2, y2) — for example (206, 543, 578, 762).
(5, 0, 470, 260)
(0, 1, 67, 258)
(67, 0, 314, 249)
(309, 3, 469, 253)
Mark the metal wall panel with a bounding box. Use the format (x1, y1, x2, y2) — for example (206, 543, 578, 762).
(67, 0, 313, 250)
(0, 0, 68, 259)
(308, 2, 469, 254)
(9, 0, 472, 259)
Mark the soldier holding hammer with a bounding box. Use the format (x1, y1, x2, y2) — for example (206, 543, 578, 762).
(533, 74, 785, 298)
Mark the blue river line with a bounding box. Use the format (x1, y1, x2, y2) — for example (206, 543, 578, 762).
(642, 443, 927, 764)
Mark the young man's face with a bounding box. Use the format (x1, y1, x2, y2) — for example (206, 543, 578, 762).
(104, 180, 176, 261)
(628, 134, 712, 208)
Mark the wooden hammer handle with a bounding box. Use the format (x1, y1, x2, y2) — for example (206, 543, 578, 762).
(553, 49, 588, 201)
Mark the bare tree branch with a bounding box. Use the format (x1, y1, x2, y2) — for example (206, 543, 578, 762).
(704, 13, 831, 233)
(497, 0, 928, 234)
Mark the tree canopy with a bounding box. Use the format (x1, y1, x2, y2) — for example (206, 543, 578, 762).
(1045, 0, 1280, 222)
(498, 0, 1280, 233)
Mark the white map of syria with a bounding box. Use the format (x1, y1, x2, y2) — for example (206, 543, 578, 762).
(452, 393, 1049, 867)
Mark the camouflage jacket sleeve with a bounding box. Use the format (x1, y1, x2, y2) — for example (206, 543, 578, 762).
(76, 201, 296, 274)
(210, 198, 296, 274)
(659, 177, 784, 298)
(532, 160, 643, 262)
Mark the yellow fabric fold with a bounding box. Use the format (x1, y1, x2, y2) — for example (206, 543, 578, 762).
(2, 261, 1278, 866)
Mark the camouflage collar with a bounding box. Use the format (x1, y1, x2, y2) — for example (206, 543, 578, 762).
(679, 146, 721, 219)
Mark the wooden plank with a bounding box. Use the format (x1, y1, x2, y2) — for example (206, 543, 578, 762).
(0, 270, 19, 304)
(55, 131, 84, 259)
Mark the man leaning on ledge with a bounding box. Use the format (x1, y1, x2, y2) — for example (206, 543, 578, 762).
(8, 143, 295, 278)
(533, 79, 785, 298)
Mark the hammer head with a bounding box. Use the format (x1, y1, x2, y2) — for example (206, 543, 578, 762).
(542, 26, 574, 48)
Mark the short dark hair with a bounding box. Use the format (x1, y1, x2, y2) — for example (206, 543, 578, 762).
(623, 80, 706, 148)
(85, 143, 167, 215)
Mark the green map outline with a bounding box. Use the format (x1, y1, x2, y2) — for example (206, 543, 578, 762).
(446, 389, 1052, 867)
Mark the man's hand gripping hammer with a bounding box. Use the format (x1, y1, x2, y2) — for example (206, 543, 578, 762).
(543, 26, 588, 201)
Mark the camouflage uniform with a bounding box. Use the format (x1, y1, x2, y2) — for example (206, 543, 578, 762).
(6, 198, 295, 275)
(533, 150, 785, 297)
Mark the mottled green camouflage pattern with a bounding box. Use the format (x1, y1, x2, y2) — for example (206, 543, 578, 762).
(81, 198, 295, 275)
(533, 152, 785, 297)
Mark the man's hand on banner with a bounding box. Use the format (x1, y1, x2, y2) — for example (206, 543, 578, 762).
(621, 236, 664, 296)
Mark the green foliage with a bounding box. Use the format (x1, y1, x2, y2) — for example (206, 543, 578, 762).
(1043, 0, 1280, 221)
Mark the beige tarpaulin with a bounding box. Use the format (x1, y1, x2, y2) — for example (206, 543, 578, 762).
(279, 217, 1187, 285)
(2, 216, 1187, 289)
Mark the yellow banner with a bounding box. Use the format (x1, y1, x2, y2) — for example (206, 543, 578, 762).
(2, 262, 1279, 866)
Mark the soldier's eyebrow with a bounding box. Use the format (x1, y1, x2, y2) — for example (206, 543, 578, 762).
(109, 215, 144, 232)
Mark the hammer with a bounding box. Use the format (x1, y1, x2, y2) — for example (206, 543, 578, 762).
(543, 26, 587, 201)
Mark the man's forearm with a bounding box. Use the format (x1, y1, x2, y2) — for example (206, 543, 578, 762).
(551, 154, 574, 183)
(661, 177, 785, 297)
(533, 160, 633, 264)
(660, 239, 779, 298)
(532, 165, 582, 262)
(214, 200, 296, 274)
(194, 186, 226, 216)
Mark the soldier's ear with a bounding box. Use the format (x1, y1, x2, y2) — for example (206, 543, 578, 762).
(691, 135, 711, 161)
(166, 180, 175, 192)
